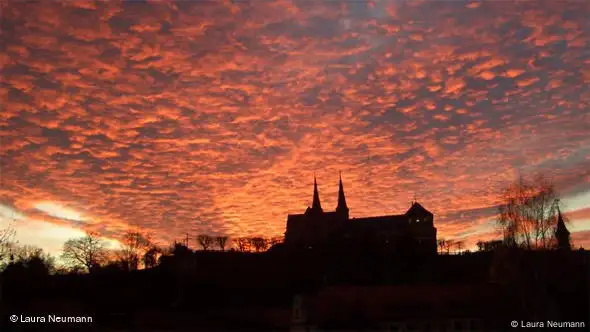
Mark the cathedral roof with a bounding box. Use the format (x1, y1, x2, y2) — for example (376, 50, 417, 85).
(406, 201, 433, 216)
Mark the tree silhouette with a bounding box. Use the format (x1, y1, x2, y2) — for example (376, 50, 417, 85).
(215, 235, 228, 251)
(446, 239, 456, 254)
(7, 244, 55, 274)
(143, 246, 162, 269)
(119, 231, 152, 270)
(197, 234, 213, 251)
(437, 239, 454, 254)
(0, 221, 15, 263)
(61, 232, 106, 273)
(235, 237, 250, 252)
(497, 174, 562, 250)
(437, 239, 446, 254)
(250, 237, 268, 252)
(25, 253, 55, 276)
(2, 245, 54, 279)
(455, 240, 465, 254)
(13, 244, 42, 261)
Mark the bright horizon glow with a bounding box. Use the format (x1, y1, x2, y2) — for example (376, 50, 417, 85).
(34, 202, 87, 222)
(1, 203, 122, 262)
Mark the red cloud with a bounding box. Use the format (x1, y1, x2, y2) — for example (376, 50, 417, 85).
(0, 0, 588, 250)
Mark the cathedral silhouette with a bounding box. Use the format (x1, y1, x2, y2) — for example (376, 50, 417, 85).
(284, 174, 438, 254)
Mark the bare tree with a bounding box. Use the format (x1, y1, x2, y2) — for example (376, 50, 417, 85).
(0, 222, 15, 263)
(119, 231, 152, 270)
(7, 244, 55, 274)
(214, 235, 229, 251)
(235, 237, 250, 252)
(497, 174, 561, 250)
(21, 245, 54, 262)
(143, 246, 162, 269)
(445, 239, 455, 254)
(455, 240, 465, 254)
(250, 237, 268, 252)
(437, 239, 456, 254)
(61, 232, 106, 273)
(197, 234, 214, 251)
(437, 239, 447, 254)
(13, 244, 43, 261)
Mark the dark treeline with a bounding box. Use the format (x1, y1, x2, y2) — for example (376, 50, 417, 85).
(1, 243, 588, 331)
(1, 174, 588, 331)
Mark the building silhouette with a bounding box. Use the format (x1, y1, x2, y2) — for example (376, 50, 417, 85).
(284, 175, 437, 254)
(555, 205, 571, 250)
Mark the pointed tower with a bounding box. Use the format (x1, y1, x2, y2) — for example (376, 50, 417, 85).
(406, 201, 434, 225)
(311, 175, 323, 213)
(555, 205, 571, 250)
(336, 172, 349, 219)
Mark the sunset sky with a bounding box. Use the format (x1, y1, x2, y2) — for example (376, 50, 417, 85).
(1, 0, 589, 256)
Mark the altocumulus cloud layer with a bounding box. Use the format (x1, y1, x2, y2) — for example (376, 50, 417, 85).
(1, 0, 589, 252)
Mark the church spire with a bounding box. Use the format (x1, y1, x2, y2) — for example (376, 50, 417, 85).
(555, 202, 571, 250)
(311, 175, 323, 212)
(336, 172, 349, 219)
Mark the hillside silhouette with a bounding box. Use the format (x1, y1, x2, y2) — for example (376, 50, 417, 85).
(1, 175, 588, 331)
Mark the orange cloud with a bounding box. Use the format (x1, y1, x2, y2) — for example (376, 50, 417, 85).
(0, 0, 589, 252)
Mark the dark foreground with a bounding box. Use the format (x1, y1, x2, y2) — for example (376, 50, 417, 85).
(1, 248, 588, 331)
